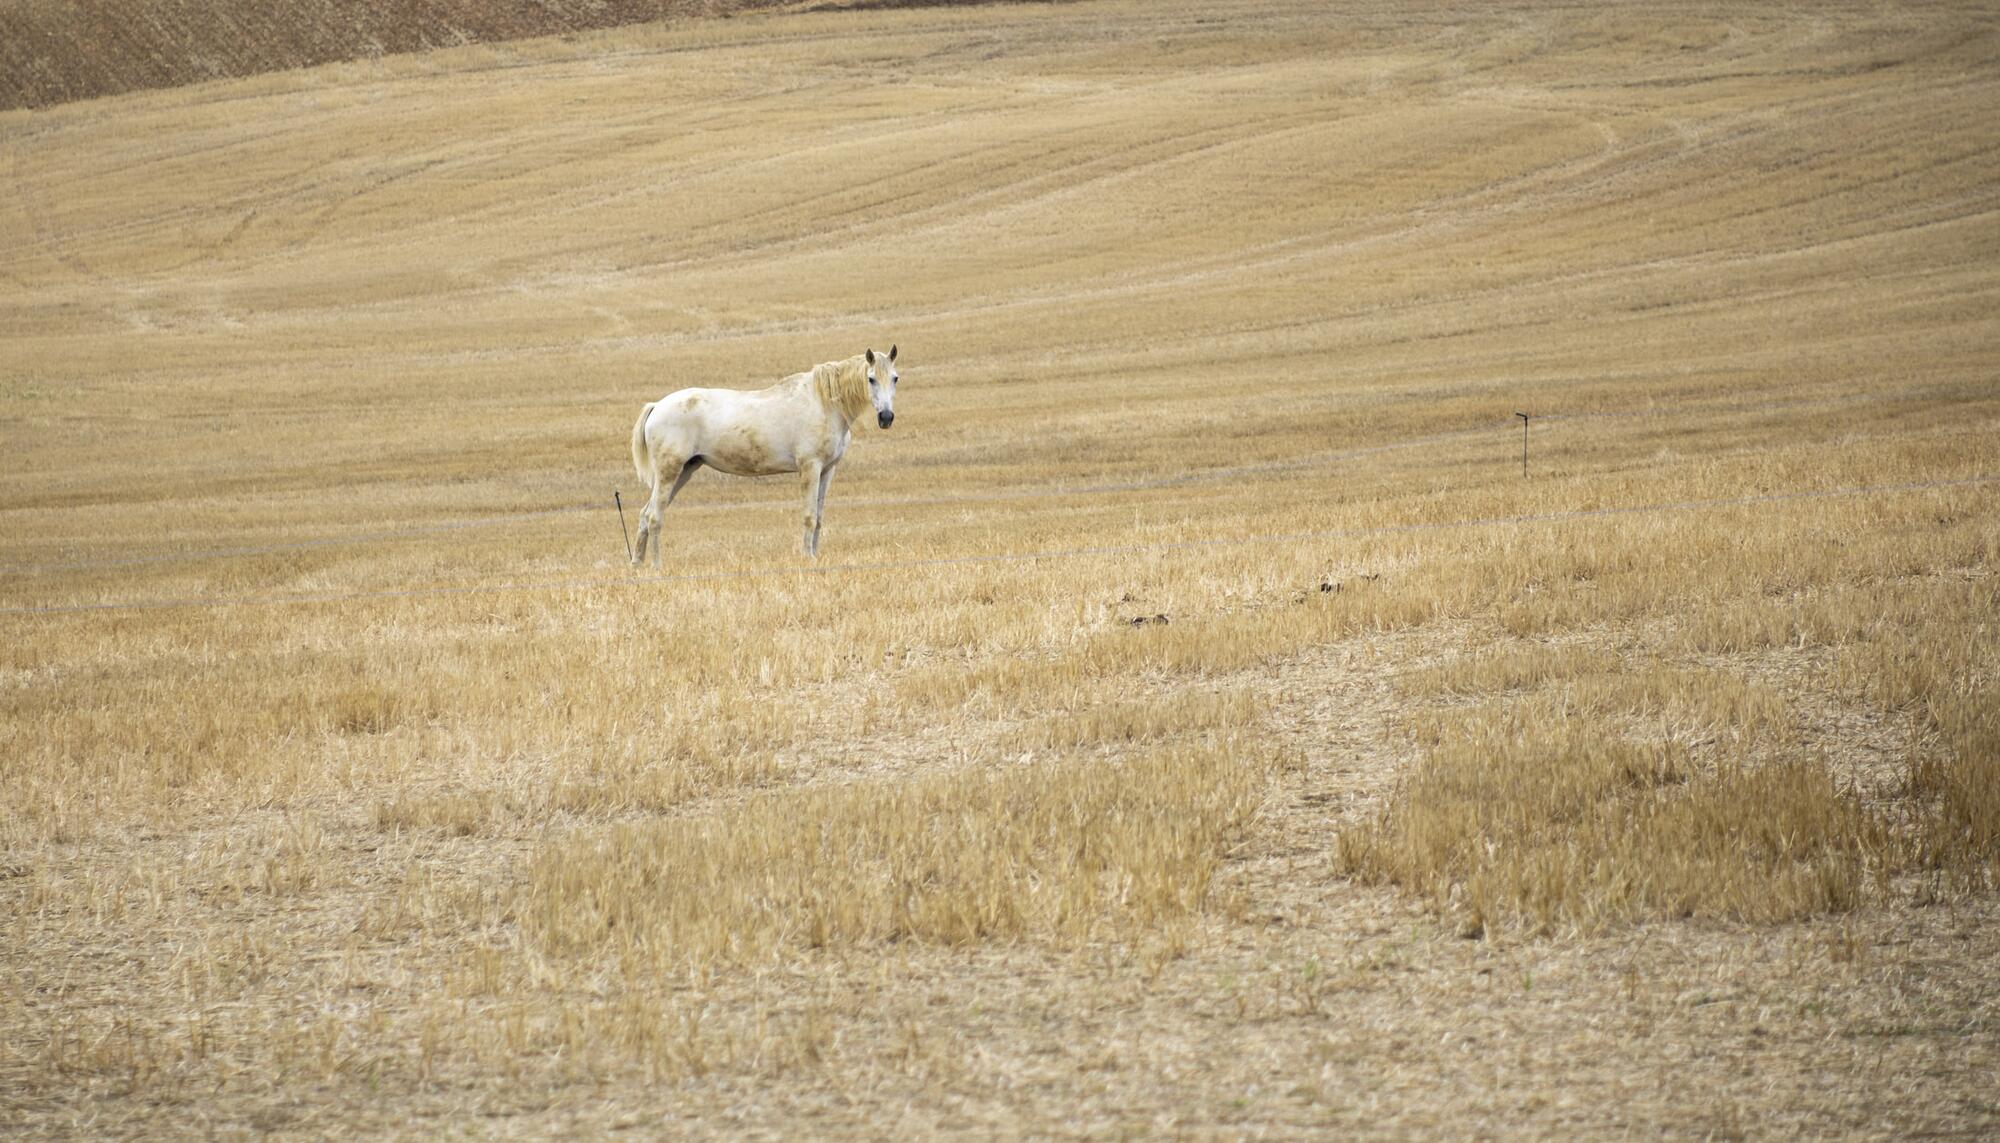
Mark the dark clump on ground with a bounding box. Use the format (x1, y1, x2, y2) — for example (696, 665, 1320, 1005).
(0, 0, 777, 110)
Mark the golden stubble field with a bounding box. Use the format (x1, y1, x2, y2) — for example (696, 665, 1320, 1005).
(3, 0, 1998, 1135)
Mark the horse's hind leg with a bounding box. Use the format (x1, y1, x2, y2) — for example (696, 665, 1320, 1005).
(665, 457, 703, 507)
(632, 499, 653, 568)
(635, 457, 671, 569)
(638, 456, 702, 568)
(632, 488, 653, 567)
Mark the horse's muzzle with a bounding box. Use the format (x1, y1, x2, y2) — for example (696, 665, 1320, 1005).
(878, 410, 895, 429)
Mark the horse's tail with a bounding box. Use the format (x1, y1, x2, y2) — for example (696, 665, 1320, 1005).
(631, 402, 657, 488)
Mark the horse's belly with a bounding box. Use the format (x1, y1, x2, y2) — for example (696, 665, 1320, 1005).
(702, 451, 793, 478)
(698, 423, 796, 477)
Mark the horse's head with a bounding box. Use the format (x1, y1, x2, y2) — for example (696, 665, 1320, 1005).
(864, 345, 898, 429)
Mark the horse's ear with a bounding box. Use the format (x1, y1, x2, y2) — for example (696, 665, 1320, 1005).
(889, 344, 897, 362)
(865, 348, 875, 365)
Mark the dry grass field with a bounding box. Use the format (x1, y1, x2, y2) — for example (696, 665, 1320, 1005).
(4, 0, 1999, 1135)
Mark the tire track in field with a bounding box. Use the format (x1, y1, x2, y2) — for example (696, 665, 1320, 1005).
(833, 65, 1995, 347)
(0, 116, 352, 275)
(526, 68, 1356, 283)
(6, 383, 1990, 579)
(561, 79, 1775, 345)
(0, 6, 1295, 280)
(403, 94, 1652, 359)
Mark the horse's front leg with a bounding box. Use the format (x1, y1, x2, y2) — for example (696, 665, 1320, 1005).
(799, 459, 825, 558)
(812, 462, 836, 556)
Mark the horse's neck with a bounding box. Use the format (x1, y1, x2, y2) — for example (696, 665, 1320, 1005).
(810, 363, 870, 424)
(819, 398, 859, 443)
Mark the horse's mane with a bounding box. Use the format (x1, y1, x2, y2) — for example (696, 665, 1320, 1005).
(810, 355, 873, 422)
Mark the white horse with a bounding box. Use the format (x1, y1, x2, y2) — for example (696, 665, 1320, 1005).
(629, 347, 899, 564)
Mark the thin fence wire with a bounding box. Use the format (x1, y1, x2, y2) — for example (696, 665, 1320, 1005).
(0, 503, 602, 576)
(5, 473, 1990, 618)
(6, 380, 1988, 579)
(0, 419, 1518, 578)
